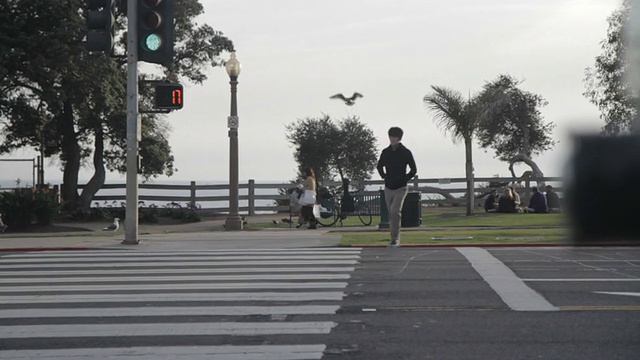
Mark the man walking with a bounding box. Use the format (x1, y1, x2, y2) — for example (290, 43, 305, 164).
(377, 127, 417, 247)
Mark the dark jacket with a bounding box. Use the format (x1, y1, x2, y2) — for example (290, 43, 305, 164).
(376, 143, 417, 190)
(484, 195, 497, 212)
(529, 192, 548, 213)
(546, 191, 560, 209)
(498, 195, 517, 213)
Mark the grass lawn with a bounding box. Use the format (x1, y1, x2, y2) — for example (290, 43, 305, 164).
(339, 228, 569, 246)
(244, 208, 569, 245)
(246, 207, 567, 230)
(421, 208, 567, 227)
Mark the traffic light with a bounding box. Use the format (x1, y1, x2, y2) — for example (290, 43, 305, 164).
(137, 0, 174, 66)
(86, 0, 115, 53)
(155, 83, 183, 110)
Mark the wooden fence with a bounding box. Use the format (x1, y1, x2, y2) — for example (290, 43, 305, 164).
(74, 176, 562, 215)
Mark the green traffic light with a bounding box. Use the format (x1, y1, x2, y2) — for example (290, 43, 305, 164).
(143, 34, 162, 51)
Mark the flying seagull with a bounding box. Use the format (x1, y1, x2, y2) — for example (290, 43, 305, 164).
(102, 218, 120, 231)
(330, 92, 363, 106)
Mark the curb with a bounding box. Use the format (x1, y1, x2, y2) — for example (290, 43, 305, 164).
(342, 242, 640, 248)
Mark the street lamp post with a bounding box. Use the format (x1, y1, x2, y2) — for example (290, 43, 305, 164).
(225, 53, 243, 231)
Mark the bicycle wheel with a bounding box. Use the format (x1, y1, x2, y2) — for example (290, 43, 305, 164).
(316, 204, 339, 227)
(356, 203, 373, 226)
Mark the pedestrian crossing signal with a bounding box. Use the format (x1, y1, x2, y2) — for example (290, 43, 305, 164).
(155, 84, 183, 110)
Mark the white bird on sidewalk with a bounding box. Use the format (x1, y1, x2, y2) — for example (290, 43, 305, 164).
(102, 218, 120, 231)
(0, 214, 7, 233)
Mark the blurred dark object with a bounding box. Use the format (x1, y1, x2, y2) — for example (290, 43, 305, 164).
(401, 192, 422, 228)
(566, 135, 640, 244)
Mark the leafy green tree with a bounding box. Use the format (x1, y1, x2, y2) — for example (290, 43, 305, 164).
(0, 0, 234, 210)
(584, 0, 635, 134)
(286, 115, 338, 182)
(332, 116, 378, 183)
(286, 115, 378, 184)
(424, 86, 480, 216)
(476, 75, 556, 182)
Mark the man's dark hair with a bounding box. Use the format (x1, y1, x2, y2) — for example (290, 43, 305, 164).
(388, 127, 403, 139)
(532, 187, 539, 193)
(546, 185, 553, 190)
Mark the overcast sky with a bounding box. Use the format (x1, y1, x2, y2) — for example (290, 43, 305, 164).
(1, 0, 621, 185)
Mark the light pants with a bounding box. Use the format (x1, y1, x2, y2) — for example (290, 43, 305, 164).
(385, 186, 408, 242)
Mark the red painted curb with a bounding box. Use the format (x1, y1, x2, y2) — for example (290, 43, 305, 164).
(0, 247, 93, 252)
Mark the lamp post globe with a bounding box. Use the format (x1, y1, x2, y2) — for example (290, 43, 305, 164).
(225, 52, 241, 78)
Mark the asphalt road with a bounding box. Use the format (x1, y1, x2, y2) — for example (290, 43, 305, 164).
(0, 246, 638, 359)
(326, 247, 640, 359)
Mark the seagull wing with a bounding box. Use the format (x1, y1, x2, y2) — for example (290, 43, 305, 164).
(102, 220, 119, 231)
(351, 92, 363, 100)
(330, 93, 347, 101)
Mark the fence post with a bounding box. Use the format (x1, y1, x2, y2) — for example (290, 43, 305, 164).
(248, 179, 256, 216)
(53, 184, 60, 205)
(524, 179, 531, 207)
(190, 181, 197, 209)
(378, 189, 389, 229)
(413, 175, 419, 189)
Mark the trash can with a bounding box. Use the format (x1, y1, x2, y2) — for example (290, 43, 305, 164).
(401, 192, 422, 227)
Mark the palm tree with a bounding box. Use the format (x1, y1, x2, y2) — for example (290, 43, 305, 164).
(423, 85, 480, 216)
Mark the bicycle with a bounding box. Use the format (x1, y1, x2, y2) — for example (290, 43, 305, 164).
(316, 188, 373, 227)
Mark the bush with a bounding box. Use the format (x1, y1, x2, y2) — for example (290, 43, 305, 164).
(0, 189, 59, 229)
(32, 191, 59, 225)
(180, 210, 201, 223)
(140, 207, 160, 224)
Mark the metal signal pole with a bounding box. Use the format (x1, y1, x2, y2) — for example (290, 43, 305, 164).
(123, 0, 140, 245)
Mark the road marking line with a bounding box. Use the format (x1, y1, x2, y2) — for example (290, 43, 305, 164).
(0, 344, 327, 360)
(0, 267, 356, 277)
(457, 247, 558, 312)
(0, 282, 348, 293)
(0, 255, 361, 264)
(5, 250, 362, 258)
(0, 291, 345, 304)
(594, 291, 640, 297)
(0, 260, 359, 269)
(0, 273, 350, 284)
(509, 260, 640, 262)
(0, 322, 338, 338)
(524, 279, 640, 282)
(0, 305, 340, 318)
(559, 305, 640, 311)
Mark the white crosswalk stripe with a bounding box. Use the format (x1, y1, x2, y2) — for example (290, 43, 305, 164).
(0, 248, 361, 360)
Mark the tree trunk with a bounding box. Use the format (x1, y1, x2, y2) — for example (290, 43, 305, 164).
(508, 153, 545, 187)
(59, 100, 80, 210)
(79, 127, 106, 210)
(464, 137, 474, 216)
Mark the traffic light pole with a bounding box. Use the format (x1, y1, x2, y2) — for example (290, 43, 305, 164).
(123, 0, 140, 245)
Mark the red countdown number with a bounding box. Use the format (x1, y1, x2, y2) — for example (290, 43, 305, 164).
(155, 84, 183, 110)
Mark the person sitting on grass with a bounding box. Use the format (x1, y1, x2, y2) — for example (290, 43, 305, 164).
(509, 186, 521, 207)
(524, 187, 548, 213)
(545, 185, 561, 212)
(484, 189, 498, 213)
(497, 188, 518, 213)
